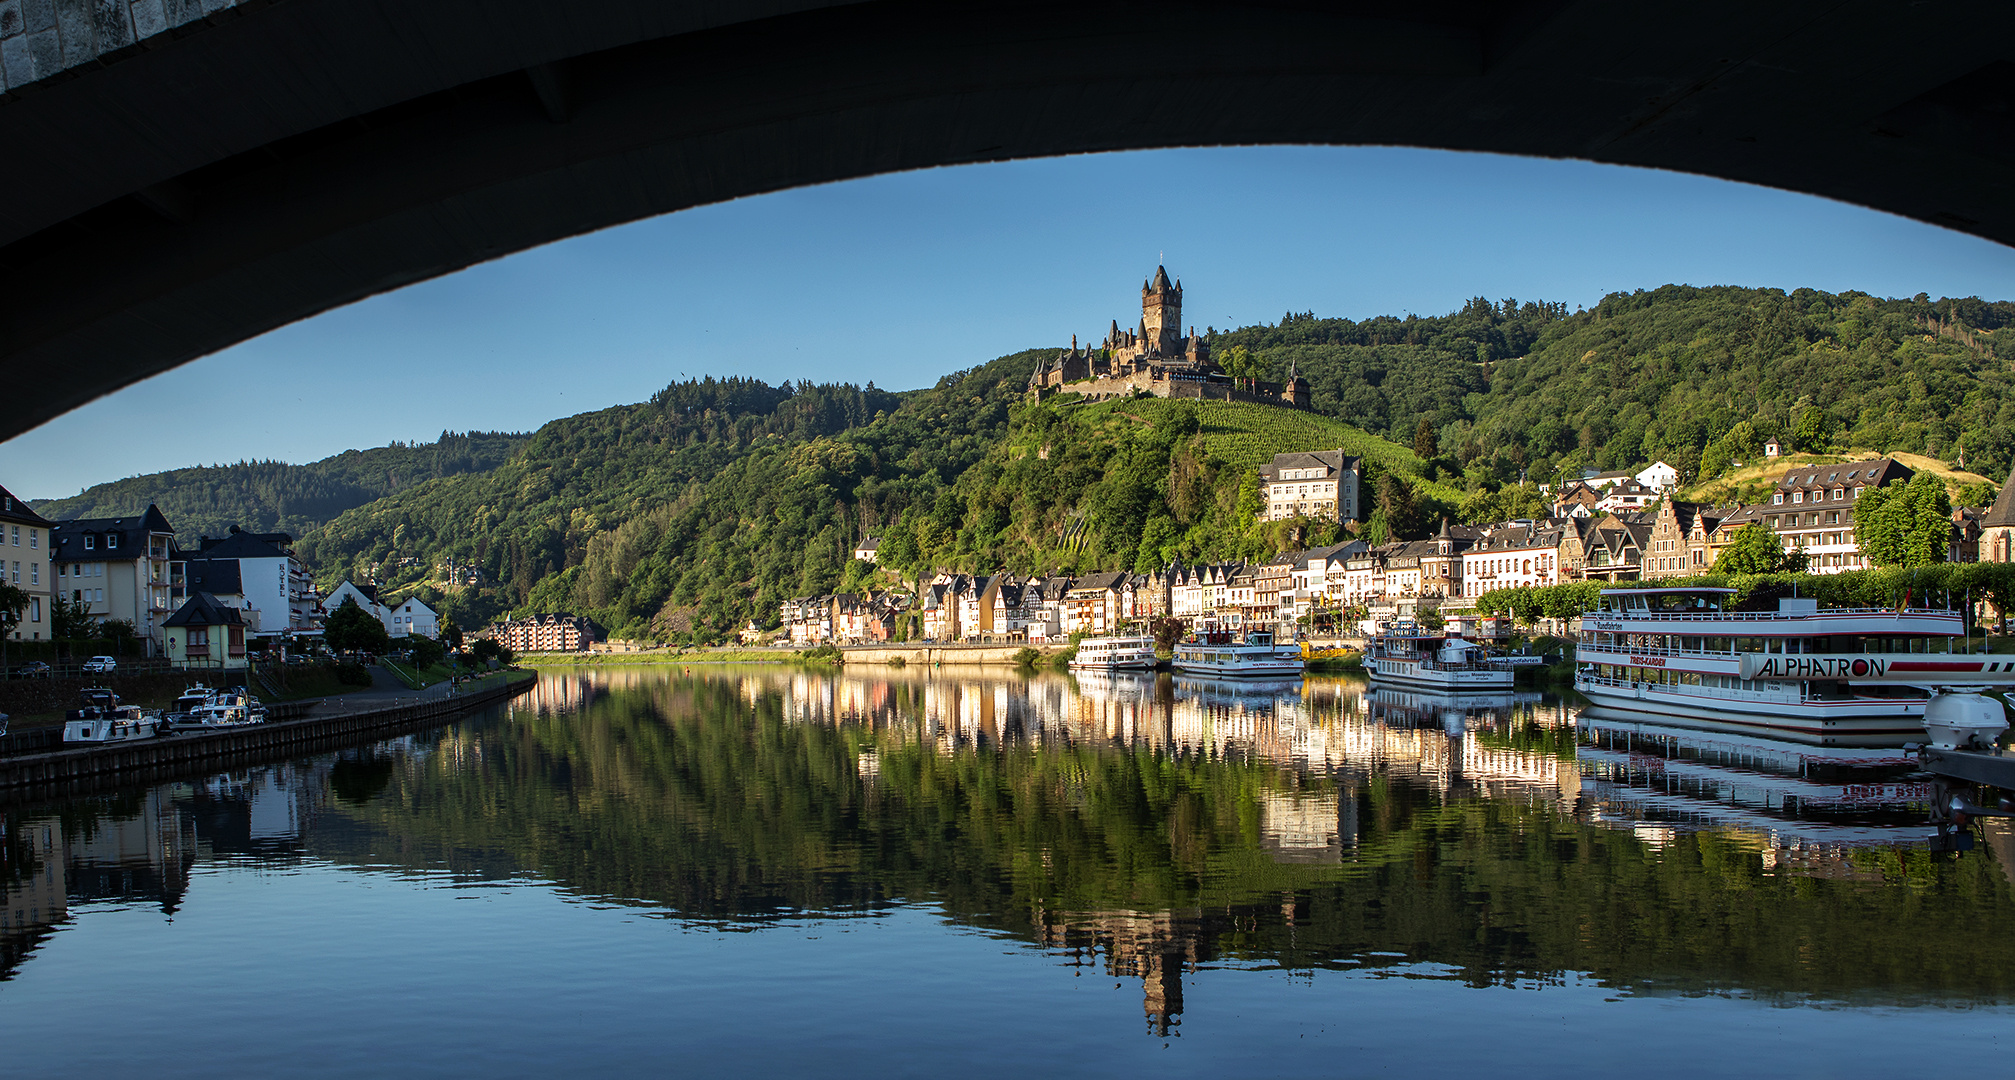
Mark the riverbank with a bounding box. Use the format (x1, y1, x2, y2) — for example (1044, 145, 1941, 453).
(0, 669, 537, 803)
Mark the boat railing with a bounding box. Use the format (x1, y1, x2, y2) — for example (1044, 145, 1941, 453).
(1584, 606, 1961, 622)
(1575, 672, 1803, 701)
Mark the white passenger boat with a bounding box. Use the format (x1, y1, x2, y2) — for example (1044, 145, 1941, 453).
(1367, 628, 1515, 691)
(1573, 586, 2013, 747)
(162, 684, 267, 732)
(1068, 635, 1160, 671)
(63, 687, 159, 744)
(1171, 629, 1304, 678)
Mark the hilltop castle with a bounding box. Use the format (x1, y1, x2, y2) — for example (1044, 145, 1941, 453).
(1028, 267, 1310, 408)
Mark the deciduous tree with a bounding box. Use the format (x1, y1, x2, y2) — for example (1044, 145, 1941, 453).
(1855, 473, 1952, 569)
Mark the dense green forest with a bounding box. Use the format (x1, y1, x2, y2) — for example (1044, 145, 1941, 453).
(32, 284, 2015, 643)
(1227, 286, 2015, 487)
(32, 430, 528, 539)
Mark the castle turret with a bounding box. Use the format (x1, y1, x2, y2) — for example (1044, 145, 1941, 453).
(1141, 265, 1182, 357)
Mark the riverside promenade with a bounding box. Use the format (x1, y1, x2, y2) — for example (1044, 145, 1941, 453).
(0, 670, 537, 804)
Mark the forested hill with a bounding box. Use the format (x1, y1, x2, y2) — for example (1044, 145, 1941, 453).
(32, 431, 529, 540)
(1223, 286, 2015, 487)
(38, 282, 2015, 646)
(296, 357, 1053, 638)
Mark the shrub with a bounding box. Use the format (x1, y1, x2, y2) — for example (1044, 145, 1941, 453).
(334, 662, 373, 687)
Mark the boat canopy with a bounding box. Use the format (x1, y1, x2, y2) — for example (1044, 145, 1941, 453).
(1595, 587, 1735, 614)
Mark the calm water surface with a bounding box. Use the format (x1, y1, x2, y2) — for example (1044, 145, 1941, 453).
(5, 666, 2013, 1077)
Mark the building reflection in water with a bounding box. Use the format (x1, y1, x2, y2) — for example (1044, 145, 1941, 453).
(496, 663, 1951, 1032)
(3, 663, 1990, 1029)
(0, 755, 341, 980)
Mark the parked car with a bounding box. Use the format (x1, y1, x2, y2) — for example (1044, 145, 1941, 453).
(13, 661, 51, 678)
(82, 656, 118, 674)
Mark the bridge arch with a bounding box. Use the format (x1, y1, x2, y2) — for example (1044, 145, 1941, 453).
(1, 0, 2009, 440)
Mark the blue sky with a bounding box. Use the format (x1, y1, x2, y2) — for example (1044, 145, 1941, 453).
(8, 145, 2015, 499)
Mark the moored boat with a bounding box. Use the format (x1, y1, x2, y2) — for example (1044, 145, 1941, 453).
(1572, 585, 2013, 747)
(1172, 629, 1304, 678)
(1068, 635, 1160, 671)
(1367, 627, 1515, 691)
(162, 684, 267, 732)
(63, 687, 159, 744)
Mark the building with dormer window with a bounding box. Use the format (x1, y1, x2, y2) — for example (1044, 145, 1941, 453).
(1260, 449, 1362, 522)
(0, 483, 53, 643)
(48, 505, 180, 654)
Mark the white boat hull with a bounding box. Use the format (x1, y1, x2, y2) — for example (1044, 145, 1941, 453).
(1573, 677, 1926, 746)
(1369, 656, 1513, 691)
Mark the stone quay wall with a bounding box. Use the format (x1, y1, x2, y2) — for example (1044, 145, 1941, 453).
(0, 673, 537, 804)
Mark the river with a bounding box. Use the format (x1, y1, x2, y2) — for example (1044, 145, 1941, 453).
(4, 664, 2012, 1076)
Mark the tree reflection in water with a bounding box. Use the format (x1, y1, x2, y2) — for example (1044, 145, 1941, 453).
(6, 664, 2015, 1032)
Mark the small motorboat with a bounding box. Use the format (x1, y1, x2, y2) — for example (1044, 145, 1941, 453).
(63, 687, 159, 744)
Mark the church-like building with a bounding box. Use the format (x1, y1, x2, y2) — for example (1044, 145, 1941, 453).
(1028, 267, 1310, 408)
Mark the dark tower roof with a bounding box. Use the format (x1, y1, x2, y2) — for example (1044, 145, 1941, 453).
(1984, 463, 2015, 529)
(1149, 265, 1174, 292)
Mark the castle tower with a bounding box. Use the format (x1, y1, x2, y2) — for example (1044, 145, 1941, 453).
(1141, 265, 1182, 357)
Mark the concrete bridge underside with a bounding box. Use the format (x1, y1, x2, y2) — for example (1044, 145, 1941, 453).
(1, 0, 2011, 441)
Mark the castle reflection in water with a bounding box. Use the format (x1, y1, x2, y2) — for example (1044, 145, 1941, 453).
(6, 665, 2002, 1035)
(504, 664, 1978, 1035)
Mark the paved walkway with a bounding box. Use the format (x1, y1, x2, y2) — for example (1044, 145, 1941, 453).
(301, 666, 502, 718)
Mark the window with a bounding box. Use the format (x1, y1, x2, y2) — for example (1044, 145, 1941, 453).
(29, 564, 36, 586)
(8, 561, 14, 583)
(1772, 494, 1783, 505)
(1832, 488, 1844, 500)
(8, 525, 15, 545)
(1792, 491, 1804, 504)
(106, 534, 117, 549)
(30, 599, 38, 623)
(28, 530, 35, 549)
(83, 535, 93, 550)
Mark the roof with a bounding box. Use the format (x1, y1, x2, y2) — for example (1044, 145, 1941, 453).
(0, 484, 51, 527)
(50, 504, 174, 560)
(193, 529, 290, 559)
(1261, 448, 1361, 481)
(1983, 464, 2015, 530)
(183, 558, 243, 596)
(164, 591, 245, 628)
(1069, 571, 1129, 592)
(1775, 458, 1912, 491)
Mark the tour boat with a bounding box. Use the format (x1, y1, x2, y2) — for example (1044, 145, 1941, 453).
(1069, 635, 1160, 671)
(1366, 628, 1516, 691)
(62, 687, 159, 744)
(1573, 586, 2013, 747)
(1171, 629, 1304, 678)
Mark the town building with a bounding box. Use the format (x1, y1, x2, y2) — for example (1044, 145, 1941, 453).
(185, 527, 319, 638)
(1981, 465, 2015, 564)
(852, 537, 880, 563)
(0, 484, 53, 643)
(48, 505, 179, 654)
(1635, 461, 1682, 494)
(383, 595, 439, 639)
(1260, 449, 1362, 522)
(1579, 512, 1651, 581)
(1028, 267, 1310, 407)
(494, 613, 598, 653)
(1460, 521, 1570, 597)
(1065, 572, 1131, 636)
(1642, 501, 1726, 579)
(162, 591, 249, 671)
(1763, 458, 1912, 573)
(1594, 478, 1659, 514)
